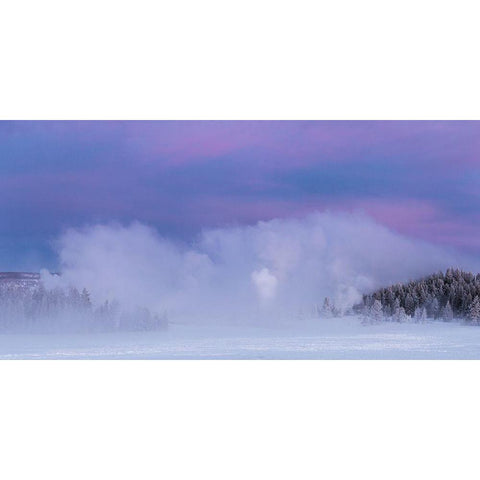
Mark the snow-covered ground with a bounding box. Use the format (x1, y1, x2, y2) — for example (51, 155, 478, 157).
(1, 316, 480, 359)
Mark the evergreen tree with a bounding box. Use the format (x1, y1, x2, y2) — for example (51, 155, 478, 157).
(430, 298, 440, 319)
(369, 299, 383, 322)
(441, 301, 453, 322)
(468, 296, 480, 324)
(414, 307, 427, 323)
(404, 293, 416, 316)
(395, 306, 409, 323)
(0, 280, 167, 333)
(321, 297, 334, 318)
(358, 269, 480, 325)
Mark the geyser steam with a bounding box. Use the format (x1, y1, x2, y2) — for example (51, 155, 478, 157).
(41, 212, 476, 325)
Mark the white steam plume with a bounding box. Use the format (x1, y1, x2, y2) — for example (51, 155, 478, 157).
(41, 212, 478, 324)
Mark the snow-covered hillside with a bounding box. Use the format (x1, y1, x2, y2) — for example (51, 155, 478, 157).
(0, 272, 40, 288)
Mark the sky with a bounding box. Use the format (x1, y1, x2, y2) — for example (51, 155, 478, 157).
(0, 120, 479, 271)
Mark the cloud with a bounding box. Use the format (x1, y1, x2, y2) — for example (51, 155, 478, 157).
(42, 212, 478, 325)
(251, 268, 278, 305)
(2, 121, 480, 259)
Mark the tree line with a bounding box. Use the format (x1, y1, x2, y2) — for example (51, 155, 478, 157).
(357, 268, 480, 324)
(0, 283, 168, 333)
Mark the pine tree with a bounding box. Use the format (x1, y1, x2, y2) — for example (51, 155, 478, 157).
(80, 288, 92, 310)
(414, 307, 427, 323)
(468, 296, 480, 324)
(441, 301, 453, 322)
(369, 299, 383, 322)
(430, 298, 440, 319)
(463, 293, 473, 315)
(395, 306, 409, 323)
(404, 293, 416, 316)
(321, 297, 334, 318)
(393, 297, 400, 311)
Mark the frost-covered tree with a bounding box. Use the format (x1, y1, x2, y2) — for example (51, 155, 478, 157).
(441, 301, 453, 322)
(358, 269, 480, 325)
(468, 296, 480, 324)
(392, 297, 400, 315)
(430, 298, 440, 319)
(80, 288, 91, 309)
(414, 307, 427, 323)
(404, 293, 416, 316)
(395, 306, 409, 323)
(321, 297, 334, 318)
(369, 299, 383, 322)
(0, 280, 167, 333)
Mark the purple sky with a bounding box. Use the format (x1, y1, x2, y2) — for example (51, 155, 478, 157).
(0, 121, 479, 270)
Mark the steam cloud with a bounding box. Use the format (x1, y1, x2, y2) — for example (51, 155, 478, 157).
(41, 212, 478, 325)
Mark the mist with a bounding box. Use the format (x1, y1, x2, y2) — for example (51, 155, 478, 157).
(39, 212, 478, 326)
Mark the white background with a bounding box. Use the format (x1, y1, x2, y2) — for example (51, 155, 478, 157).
(1, 1, 480, 479)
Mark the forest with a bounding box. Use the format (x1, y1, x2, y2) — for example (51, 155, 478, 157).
(2, 268, 480, 332)
(354, 268, 480, 324)
(0, 282, 168, 333)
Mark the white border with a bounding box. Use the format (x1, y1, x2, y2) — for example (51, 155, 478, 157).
(2, 361, 480, 479)
(1, 0, 479, 119)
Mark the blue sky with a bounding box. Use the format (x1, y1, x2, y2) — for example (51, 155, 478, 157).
(0, 121, 479, 270)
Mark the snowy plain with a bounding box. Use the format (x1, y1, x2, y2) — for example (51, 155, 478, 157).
(2, 316, 480, 359)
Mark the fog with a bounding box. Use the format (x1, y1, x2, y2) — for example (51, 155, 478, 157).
(39, 212, 477, 326)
